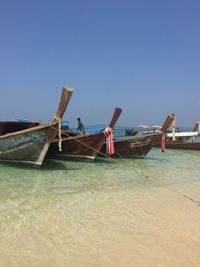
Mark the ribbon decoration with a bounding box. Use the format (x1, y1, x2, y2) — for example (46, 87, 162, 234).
(54, 114, 63, 151)
(161, 133, 165, 153)
(159, 129, 165, 153)
(172, 118, 176, 141)
(103, 127, 114, 155)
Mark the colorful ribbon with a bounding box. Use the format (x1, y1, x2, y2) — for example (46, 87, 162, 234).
(159, 129, 165, 153)
(54, 114, 62, 151)
(161, 133, 165, 153)
(103, 127, 114, 155)
(172, 118, 176, 141)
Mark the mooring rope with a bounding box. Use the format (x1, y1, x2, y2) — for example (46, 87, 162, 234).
(168, 187, 200, 206)
(116, 152, 126, 160)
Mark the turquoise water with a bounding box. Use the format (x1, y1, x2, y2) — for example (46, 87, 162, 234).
(0, 148, 200, 267)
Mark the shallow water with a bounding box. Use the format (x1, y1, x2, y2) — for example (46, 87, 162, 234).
(0, 148, 200, 267)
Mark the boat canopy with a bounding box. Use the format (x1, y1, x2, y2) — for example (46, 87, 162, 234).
(167, 131, 199, 138)
(138, 124, 150, 129)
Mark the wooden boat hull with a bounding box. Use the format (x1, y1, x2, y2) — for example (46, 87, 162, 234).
(0, 125, 56, 166)
(48, 107, 122, 160)
(48, 131, 107, 160)
(0, 86, 74, 167)
(154, 141, 200, 150)
(100, 133, 159, 158)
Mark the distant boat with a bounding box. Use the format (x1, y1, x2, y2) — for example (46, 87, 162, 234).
(154, 132, 200, 150)
(48, 107, 122, 160)
(154, 119, 200, 150)
(99, 113, 175, 158)
(0, 87, 73, 168)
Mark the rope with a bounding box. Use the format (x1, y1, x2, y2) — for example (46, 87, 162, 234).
(168, 187, 200, 206)
(116, 152, 126, 160)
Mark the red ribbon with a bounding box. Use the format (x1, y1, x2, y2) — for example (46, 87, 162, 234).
(107, 133, 114, 155)
(161, 134, 165, 153)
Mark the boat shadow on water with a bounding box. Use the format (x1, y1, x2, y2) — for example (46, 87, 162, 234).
(48, 155, 116, 164)
(0, 159, 69, 171)
(145, 156, 170, 162)
(0, 156, 116, 171)
(41, 159, 70, 170)
(42, 158, 104, 171)
(0, 161, 41, 170)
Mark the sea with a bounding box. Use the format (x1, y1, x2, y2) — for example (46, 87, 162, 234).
(0, 147, 200, 267)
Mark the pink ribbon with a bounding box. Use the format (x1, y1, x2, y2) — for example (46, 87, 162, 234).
(104, 127, 115, 155)
(159, 130, 165, 153)
(161, 133, 165, 153)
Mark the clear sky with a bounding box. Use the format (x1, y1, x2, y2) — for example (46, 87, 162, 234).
(1, 0, 200, 128)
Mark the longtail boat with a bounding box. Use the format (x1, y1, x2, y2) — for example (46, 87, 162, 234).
(0, 87, 73, 167)
(154, 117, 200, 150)
(160, 131, 200, 150)
(48, 107, 122, 160)
(99, 113, 175, 158)
(154, 131, 200, 150)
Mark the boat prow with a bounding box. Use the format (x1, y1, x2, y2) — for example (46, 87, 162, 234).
(0, 86, 73, 168)
(48, 107, 122, 160)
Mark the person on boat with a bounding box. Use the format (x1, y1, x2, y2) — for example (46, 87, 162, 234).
(77, 117, 85, 135)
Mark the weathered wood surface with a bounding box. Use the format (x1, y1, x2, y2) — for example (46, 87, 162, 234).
(150, 113, 176, 144)
(55, 86, 73, 119)
(192, 121, 200, 132)
(100, 133, 159, 158)
(160, 113, 176, 132)
(0, 125, 55, 166)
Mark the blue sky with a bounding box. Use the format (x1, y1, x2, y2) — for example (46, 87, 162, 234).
(0, 0, 200, 128)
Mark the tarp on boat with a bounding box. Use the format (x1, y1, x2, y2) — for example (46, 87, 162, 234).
(86, 128, 104, 134)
